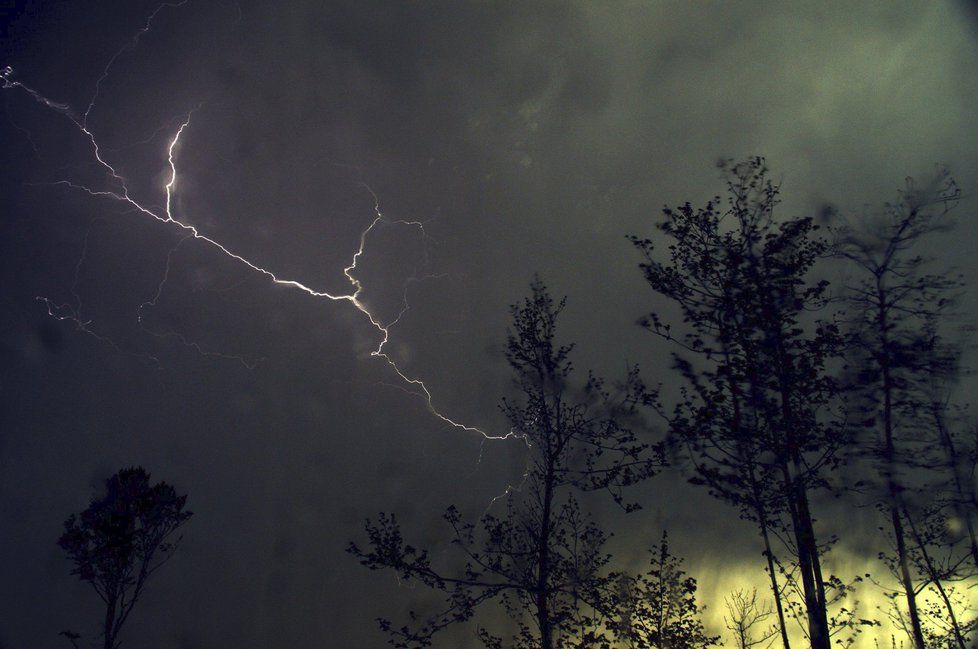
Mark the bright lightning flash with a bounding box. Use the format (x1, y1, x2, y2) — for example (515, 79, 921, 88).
(1, 26, 517, 444)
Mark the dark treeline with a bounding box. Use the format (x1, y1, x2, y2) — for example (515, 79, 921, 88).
(55, 159, 976, 649)
(348, 158, 976, 649)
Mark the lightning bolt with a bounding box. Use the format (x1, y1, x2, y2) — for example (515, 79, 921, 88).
(2, 12, 522, 443)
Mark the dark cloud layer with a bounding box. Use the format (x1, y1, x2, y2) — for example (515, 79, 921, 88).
(2, 2, 977, 647)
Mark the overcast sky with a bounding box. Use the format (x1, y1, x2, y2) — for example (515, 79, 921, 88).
(2, 2, 978, 648)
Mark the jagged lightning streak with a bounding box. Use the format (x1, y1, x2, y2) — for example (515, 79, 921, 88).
(2, 66, 519, 442)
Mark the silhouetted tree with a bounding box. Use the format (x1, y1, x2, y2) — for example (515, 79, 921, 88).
(610, 532, 718, 649)
(724, 588, 778, 649)
(904, 502, 975, 649)
(58, 467, 192, 649)
(348, 280, 660, 648)
(631, 158, 845, 649)
(833, 168, 963, 649)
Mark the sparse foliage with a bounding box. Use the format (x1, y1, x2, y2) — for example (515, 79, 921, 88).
(348, 280, 660, 648)
(833, 168, 964, 649)
(783, 570, 879, 649)
(724, 588, 778, 649)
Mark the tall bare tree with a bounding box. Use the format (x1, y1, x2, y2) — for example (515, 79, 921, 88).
(349, 280, 660, 648)
(833, 168, 963, 649)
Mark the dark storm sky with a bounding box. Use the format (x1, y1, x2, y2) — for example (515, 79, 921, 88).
(2, 2, 977, 648)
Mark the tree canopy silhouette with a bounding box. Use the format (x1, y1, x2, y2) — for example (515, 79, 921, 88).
(58, 466, 192, 649)
(631, 157, 845, 649)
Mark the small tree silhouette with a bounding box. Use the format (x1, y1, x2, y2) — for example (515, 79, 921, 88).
(724, 588, 778, 649)
(58, 466, 192, 649)
(610, 532, 718, 649)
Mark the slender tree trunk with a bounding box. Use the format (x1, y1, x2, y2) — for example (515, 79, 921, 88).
(103, 595, 117, 649)
(752, 477, 791, 649)
(734, 336, 792, 649)
(537, 466, 555, 649)
(878, 296, 926, 649)
(760, 524, 792, 649)
(761, 286, 831, 649)
(929, 578, 968, 649)
(964, 514, 978, 572)
(771, 347, 830, 649)
(903, 503, 968, 649)
(890, 503, 926, 649)
(785, 467, 831, 649)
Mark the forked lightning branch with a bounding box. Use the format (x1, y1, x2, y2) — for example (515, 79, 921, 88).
(1, 7, 517, 443)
